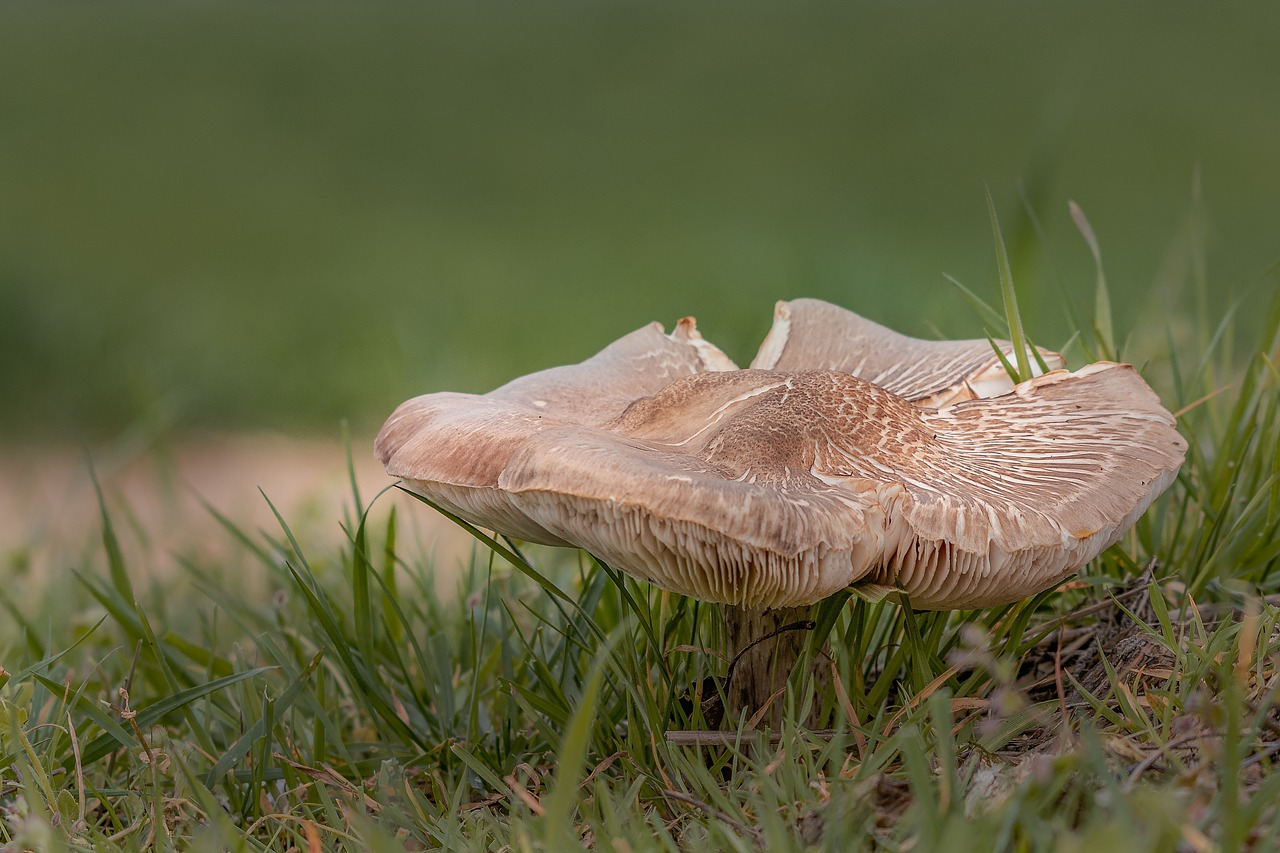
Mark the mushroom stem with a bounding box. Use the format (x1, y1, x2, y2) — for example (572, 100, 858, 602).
(719, 603, 828, 729)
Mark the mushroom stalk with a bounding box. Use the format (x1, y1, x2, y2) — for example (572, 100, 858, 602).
(719, 603, 828, 730)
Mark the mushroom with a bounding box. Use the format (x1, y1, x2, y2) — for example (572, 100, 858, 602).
(376, 299, 1186, 727)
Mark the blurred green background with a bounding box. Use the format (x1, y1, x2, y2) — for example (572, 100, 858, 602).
(2, 1, 1277, 440)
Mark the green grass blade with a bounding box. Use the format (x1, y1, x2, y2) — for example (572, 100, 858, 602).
(985, 331, 1021, 384)
(203, 650, 323, 787)
(282, 561, 427, 749)
(382, 506, 403, 646)
(351, 510, 375, 671)
(396, 486, 574, 606)
(88, 461, 134, 603)
(985, 181, 1032, 381)
(76, 665, 277, 766)
(7, 615, 108, 686)
(1069, 199, 1115, 359)
(943, 273, 1008, 332)
(542, 640, 611, 843)
(134, 601, 205, 745)
(197, 494, 278, 568)
(449, 742, 508, 796)
(31, 672, 134, 754)
(342, 418, 364, 520)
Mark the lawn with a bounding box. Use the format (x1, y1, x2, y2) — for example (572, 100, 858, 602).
(2, 238, 1278, 849)
(2, 2, 1279, 850)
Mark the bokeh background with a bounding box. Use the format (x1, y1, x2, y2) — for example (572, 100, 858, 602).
(3, 1, 1278, 447)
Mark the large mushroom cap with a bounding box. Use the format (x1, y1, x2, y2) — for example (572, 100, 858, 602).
(753, 298, 1066, 406)
(378, 300, 1186, 609)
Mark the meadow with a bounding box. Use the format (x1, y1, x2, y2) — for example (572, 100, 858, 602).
(2, 2, 1279, 850)
(2, 220, 1278, 850)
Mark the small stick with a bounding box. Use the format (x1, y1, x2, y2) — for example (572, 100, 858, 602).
(1126, 732, 1209, 787)
(665, 729, 839, 747)
(659, 789, 763, 843)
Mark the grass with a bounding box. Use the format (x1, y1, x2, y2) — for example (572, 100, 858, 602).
(2, 224, 1279, 851)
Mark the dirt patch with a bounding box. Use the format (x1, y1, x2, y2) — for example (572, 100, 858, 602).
(1, 433, 476, 583)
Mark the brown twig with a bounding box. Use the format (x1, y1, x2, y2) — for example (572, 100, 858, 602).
(659, 789, 763, 844)
(1125, 731, 1206, 787)
(665, 729, 839, 747)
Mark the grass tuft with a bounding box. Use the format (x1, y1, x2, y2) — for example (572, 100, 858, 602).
(985, 181, 1034, 382)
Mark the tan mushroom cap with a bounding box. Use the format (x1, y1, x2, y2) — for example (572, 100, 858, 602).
(378, 300, 1186, 610)
(754, 298, 1066, 406)
(375, 318, 736, 545)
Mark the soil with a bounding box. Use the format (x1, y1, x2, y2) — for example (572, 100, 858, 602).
(0, 433, 475, 582)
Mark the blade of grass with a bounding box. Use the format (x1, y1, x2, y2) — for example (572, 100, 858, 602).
(944, 273, 1008, 332)
(76, 665, 277, 766)
(342, 418, 363, 520)
(31, 672, 133, 755)
(203, 650, 323, 787)
(382, 506, 403, 646)
(7, 615, 108, 686)
(542, 639, 612, 845)
(1069, 200, 1116, 359)
(985, 332, 1022, 385)
(352, 510, 375, 671)
(396, 486, 574, 607)
(284, 561, 427, 750)
(985, 181, 1032, 381)
(88, 459, 134, 603)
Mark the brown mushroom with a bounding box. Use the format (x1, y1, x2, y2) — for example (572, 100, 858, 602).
(376, 299, 1186, 728)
